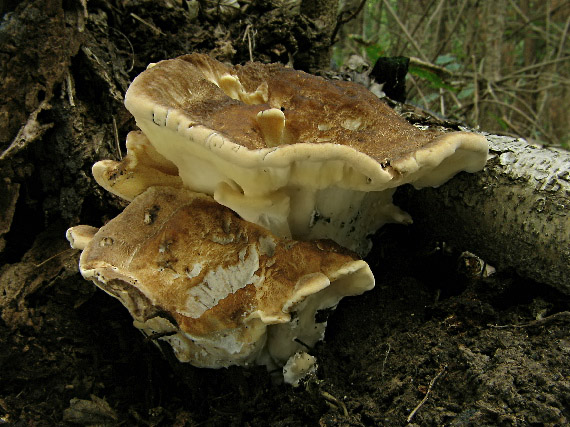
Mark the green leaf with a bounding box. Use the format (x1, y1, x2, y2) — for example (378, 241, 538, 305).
(458, 86, 475, 99)
(490, 113, 509, 131)
(408, 66, 457, 92)
(445, 62, 461, 72)
(365, 44, 385, 63)
(423, 92, 440, 104)
(435, 54, 456, 65)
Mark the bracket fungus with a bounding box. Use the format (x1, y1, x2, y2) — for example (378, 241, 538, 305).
(70, 54, 489, 384)
(94, 53, 488, 255)
(67, 186, 374, 382)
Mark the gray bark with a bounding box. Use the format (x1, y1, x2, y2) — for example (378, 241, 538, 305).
(398, 134, 570, 294)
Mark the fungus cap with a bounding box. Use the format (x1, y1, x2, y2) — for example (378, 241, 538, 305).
(92, 131, 183, 201)
(119, 54, 488, 254)
(66, 186, 374, 378)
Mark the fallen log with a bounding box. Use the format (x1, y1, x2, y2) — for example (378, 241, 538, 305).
(397, 134, 570, 294)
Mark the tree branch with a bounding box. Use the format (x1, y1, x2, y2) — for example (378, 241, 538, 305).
(398, 134, 570, 294)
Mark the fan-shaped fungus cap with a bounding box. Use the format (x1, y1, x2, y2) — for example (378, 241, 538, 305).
(115, 54, 487, 255)
(66, 186, 374, 379)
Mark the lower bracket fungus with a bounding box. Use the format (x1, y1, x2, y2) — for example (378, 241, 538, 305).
(67, 186, 374, 383)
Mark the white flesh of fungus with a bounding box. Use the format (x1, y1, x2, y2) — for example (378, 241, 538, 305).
(283, 352, 317, 386)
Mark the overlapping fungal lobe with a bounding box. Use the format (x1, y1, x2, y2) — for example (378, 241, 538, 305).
(67, 186, 374, 373)
(115, 53, 488, 255)
(92, 131, 183, 201)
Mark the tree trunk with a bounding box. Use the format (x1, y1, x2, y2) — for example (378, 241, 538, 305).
(398, 134, 570, 294)
(296, 0, 339, 71)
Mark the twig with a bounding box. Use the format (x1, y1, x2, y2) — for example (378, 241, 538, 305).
(66, 71, 76, 107)
(0, 100, 53, 161)
(422, 0, 445, 42)
(382, 0, 429, 62)
(484, 82, 545, 131)
(431, 0, 469, 61)
(407, 73, 430, 110)
(109, 27, 135, 73)
(499, 115, 527, 139)
(112, 117, 122, 160)
(411, 56, 569, 87)
(407, 365, 447, 423)
(380, 343, 391, 379)
(242, 24, 255, 62)
(409, 56, 453, 78)
(321, 391, 348, 417)
(479, 98, 553, 143)
(130, 13, 165, 36)
(492, 86, 539, 120)
(34, 248, 75, 268)
(409, 0, 438, 41)
(556, 16, 570, 61)
(498, 70, 567, 83)
(498, 56, 570, 82)
(507, 0, 566, 41)
(488, 311, 570, 329)
(447, 88, 462, 109)
(492, 84, 549, 137)
(330, 0, 367, 44)
(501, 82, 560, 93)
(80, 46, 123, 102)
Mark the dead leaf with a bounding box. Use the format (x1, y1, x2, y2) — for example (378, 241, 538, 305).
(63, 394, 118, 426)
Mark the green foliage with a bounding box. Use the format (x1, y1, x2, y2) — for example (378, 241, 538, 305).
(435, 54, 461, 72)
(364, 44, 384, 64)
(490, 113, 510, 132)
(457, 85, 475, 100)
(333, 0, 569, 146)
(408, 66, 457, 92)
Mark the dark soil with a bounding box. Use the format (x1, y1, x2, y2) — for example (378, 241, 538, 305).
(1, 1, 569, 426)
(1, 223, 569, 426)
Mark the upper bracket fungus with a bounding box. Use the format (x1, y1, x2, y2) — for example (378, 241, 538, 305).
(67, 187, 374, 381)
(95, 53, 488, 255)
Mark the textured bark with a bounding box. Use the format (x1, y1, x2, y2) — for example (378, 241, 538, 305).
(398, 135, 570, 294)
(296, 0, 338, 71)
(0, 0, 81, 151)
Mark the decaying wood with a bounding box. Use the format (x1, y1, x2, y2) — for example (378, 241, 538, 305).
(399, 134, 570, 294)
(0, 180, 20, 253)
(0, 1, 567, 298)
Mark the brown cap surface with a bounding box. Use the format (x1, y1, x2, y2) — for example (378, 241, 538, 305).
(125, 53, 485, 171)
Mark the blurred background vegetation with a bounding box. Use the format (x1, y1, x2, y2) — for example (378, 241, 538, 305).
(332, 0, 570, 148)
